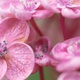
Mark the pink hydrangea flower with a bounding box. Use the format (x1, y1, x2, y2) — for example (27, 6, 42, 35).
(0, 0, 53, 20)
(40, 0, 80, 18)
(0, 18, 35, 80)
(51, 37, 80, 72)
(58, 71, 80, 80)
(34, 37, 52, 66)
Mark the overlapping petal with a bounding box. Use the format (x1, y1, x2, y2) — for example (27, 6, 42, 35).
(5, 42, 35, 80)
(0, 58, 7, 80)
(0, 0, 54, 19)
(61, 8, 80, 18)
(34, 37, 52, 66)
(56, 57, 80, 72)
(58, 71, 80, 80)
(52, 37, 80, 72)
(32, 10, 54, 19)
(40, 0, 80, 18)
(0, 18, 30, 44)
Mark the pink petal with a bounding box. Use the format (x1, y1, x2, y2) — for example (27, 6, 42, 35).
(51, 37, 80, 71)
(56, 57, 80, 72)
(10, 5, 32, 20)
(0, 0, 19, 9)
(0, 58, 7, 80)
(5, 42, 35, 80)
(52, 37, 80, 60)
(61, 8, 80, 18)
(52, 43, 70, 60)
(0, 8, 14, 20)
(58, 71, 80, 80)
(35, 52, 51, 66)
(40, 0, 51, 9)
(0, 18, 30, 44)
(32, 10, 54, 19)
(40, 0, 60, 13)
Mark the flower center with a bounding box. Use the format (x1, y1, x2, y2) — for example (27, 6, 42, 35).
(20, 0, 40, 10)
(35, 53, 43, 59)
(0, 41, 7, 57)
(35, 42, 49, 59)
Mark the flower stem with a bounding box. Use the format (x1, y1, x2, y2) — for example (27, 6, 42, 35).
(30, 18, 43, 36)
(60, 14, 67, 40)
(39, 66, 45, 80)
(30, 18, 44, 80)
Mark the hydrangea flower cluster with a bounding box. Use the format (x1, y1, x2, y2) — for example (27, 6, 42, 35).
(0, 0, 80, 80)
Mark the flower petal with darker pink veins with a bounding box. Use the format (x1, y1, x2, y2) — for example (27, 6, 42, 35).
(0, 58, 7, 80)
(0, 18, 30, 44)
(5, 42, 35, 80)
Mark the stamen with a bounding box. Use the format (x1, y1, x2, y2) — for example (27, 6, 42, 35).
(3, 47, 7, 53)
(35, 54, 43, 59)
(42, 44, 48, 53)
(35, 2, 37, 4)
(3, 41, 7, 45)
(58, 0, 73, 5)
(35, 44, 48, 53)
(0, 41, 7, 57)
(20, 0, 39, 10)
(20, 0, 26, 6)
